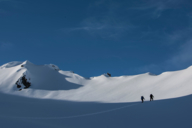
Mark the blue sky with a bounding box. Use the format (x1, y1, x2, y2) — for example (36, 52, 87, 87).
(0, 0, 192, 77)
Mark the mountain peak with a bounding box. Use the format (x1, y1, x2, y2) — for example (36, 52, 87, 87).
(22, 60, 33, 65)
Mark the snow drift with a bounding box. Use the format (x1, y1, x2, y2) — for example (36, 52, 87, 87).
(0, 60, 192, 103)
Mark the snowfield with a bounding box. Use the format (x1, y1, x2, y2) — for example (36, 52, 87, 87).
(0, 61, 192, 128)
(0, 60, 192, 102)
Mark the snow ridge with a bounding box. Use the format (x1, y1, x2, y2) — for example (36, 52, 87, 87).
(0, 60, 192, 103)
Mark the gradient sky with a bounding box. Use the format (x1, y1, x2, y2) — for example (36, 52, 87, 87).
(0, 0, 192, 77)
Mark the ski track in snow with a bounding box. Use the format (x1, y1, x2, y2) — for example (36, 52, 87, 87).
(0, 103, 139, 119)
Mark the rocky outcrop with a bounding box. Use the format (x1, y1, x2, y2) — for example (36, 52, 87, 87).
(107, 73, 111, 77)
(16, 74, 31, 90)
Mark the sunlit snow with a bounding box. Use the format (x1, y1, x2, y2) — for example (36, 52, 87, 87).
(0, 61, 192, 128)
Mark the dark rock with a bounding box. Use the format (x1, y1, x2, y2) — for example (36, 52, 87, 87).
(16, 75, 31, 89)
(17, 85, 21, 88)
(21, 76, 31, 89)
(16, 80, 21, 88)
(107, 73, 111, 77)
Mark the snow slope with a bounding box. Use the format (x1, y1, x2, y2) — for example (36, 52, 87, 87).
(0, 91, 192, 128)
(1, 61, 192, 128)
(0, 60, 192, 103)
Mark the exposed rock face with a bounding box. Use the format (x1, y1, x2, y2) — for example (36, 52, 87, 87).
(102, 73, 111, 77)
(107, 73, 111, 77)
(16, 84, 21, 88)
(16, 74, 31, 90)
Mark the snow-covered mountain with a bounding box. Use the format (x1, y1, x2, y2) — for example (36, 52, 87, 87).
(1, 60, 192, 103)
(1, 61, 192, 128)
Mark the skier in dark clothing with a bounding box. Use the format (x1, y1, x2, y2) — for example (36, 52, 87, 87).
(141, 96, 145, 103)
(150, 94, 154, 101)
